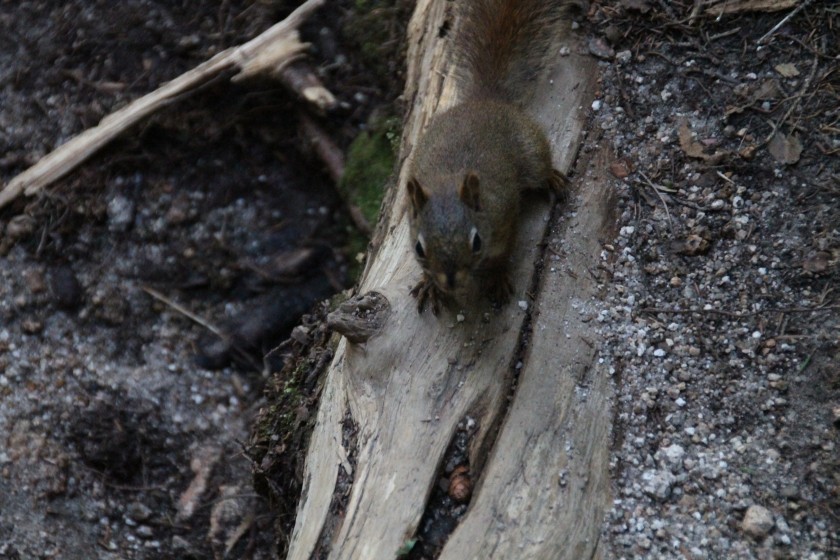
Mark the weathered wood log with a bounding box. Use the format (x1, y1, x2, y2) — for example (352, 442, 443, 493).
(287, 1, 612, 558)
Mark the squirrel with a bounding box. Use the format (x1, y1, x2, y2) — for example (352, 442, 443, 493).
(407, 0, 577, 315)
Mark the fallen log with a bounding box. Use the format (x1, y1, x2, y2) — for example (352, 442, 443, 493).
(286, 0, 613, 558)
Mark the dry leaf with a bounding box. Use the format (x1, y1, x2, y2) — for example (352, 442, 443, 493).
(678, 121, 727, 164)
(754, 79, 781, 100)
(609, 159, 634, 179)
(767, 132, 802, 164)
(774, 63, 800, 77)
(726, 80, 781, 117)
(705, 0, 797, 15)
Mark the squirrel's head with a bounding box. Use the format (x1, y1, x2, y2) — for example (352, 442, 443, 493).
(407, 172, 488, 300)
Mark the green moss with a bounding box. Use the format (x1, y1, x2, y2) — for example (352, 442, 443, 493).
(340, 119, 399, 226)
(339, 116, 400, 280)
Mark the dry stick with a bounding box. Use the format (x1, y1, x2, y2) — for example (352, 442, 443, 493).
(299, 116, 345, 183)
(0, 0, 326, 210)
(142, 286, 226, 338)
(761, 55, 820, 146)
(299, 115, 373, 235)
(636, 170, 674, 232)
(757, 0, 814, 44)
(271, 62, 337, 112)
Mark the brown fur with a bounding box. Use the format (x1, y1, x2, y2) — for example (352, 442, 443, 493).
(456, 0, 577, 103)
(407, 0, 575, 314)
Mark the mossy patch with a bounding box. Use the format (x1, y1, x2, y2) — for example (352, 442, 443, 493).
(340, 117, 399, 227)
(340, 116, 400, 279)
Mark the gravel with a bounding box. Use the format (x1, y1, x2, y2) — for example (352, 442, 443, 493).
(592, 4, 839, 558)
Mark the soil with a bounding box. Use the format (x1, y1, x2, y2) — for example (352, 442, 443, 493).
(0, 1, 403, 558)
(0, 1, 837, 560)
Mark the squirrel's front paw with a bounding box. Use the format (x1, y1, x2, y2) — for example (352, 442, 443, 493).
(410, 274, 442, 315)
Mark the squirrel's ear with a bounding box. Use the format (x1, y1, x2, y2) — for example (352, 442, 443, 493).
(459, 172, 482, 211)
(407, 177, 427, 213)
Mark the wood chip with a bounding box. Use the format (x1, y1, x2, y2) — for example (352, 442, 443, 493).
(609, 159, 634, 179)
(774, 63, 800, 77)
(767, 132, 802, 165)
(705, 0, 797, 15)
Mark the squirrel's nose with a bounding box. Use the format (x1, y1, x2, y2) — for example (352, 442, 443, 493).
(445, 271, 456, 289)
(435, 269, 457, 291)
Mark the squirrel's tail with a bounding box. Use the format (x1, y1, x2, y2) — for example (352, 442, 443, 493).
(455, 0, 578, 104)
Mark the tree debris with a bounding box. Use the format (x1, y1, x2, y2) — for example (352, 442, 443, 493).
(0, 0, 327, 210)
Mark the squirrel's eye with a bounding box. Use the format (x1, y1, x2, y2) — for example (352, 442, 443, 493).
(415, 239, 426, 259)
(470, 227, 482, 253)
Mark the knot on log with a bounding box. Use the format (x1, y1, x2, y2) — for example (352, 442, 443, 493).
(326, 291, 391, 344)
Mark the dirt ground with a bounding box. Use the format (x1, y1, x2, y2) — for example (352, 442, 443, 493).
(592, 1, 839, 558)
(0, 1, 837, 559)
(0, 1, 402, 558)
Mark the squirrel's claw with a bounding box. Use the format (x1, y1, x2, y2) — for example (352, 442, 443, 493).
(548, 169, 569, 201)
(410, 275, 441, 315)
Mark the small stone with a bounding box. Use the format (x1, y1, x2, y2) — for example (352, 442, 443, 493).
(171, 536, 195, 554)
(5, 214, 35, 240)
(780, 486, 799, 499)
(49, 266, 83, 309)
(136, 525, 154, 539)
(127, 502, 153, 522)
(518, 300, 528, 311)
(660, 444, 685, 468)
(741, 505, 774, 538)
(588, 37, 615, 60)
(21, 318, 43, 334)
(24, 269, 47, 294)
(107, 194, 135, 232)
(642, 469, 676, 501)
